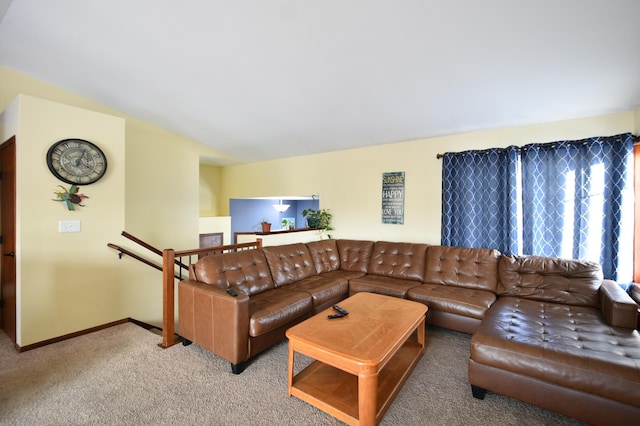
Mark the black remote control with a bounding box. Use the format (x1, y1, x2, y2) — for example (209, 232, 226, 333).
(333, 305, 349, 316)
(327, 313, 345, 319)
(226, 287, 238, 297)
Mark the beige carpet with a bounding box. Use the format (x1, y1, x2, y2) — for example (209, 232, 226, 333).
(0, 323, 585, 425)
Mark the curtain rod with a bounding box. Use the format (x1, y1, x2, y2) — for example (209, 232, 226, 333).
(436, 134, 640, 159)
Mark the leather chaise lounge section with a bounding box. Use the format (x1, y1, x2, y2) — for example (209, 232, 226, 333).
(177, 239, 640, 424)
(468, 255, 640, 425)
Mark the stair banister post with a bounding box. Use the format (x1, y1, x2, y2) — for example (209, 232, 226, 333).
(160, 248, 178, 348)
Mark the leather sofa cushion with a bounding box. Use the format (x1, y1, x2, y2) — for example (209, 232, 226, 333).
(336, 239, 374, 273)
(306, 239, 340, 274)
(407, 283, 496, 320)
(498, 255, 602, 307)
(425, 245, 500, 292)
(470, 297, 640, 408)
(367, 241, 428, 282)
(248, 289, 312, 337)
(262, 243, 316, 287)
(316, 269, 366, 281)
(349, 275, 421, 298)
(284, 275, 349, 309)
(190, 249, 274, 296)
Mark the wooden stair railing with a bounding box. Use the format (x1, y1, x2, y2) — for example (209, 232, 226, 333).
(117, 231, 189, 273)
(159, 239, 263, 348)
(108, 230, 263, 349)
(108, 231, 189, 278)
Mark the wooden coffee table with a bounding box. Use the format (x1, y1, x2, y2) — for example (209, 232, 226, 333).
(286, 292, 427, 425)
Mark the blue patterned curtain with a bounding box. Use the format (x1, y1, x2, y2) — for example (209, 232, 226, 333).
(520, 133, 634, 283)
(441, 146, 520, 254)
(441, 133, 634, 284)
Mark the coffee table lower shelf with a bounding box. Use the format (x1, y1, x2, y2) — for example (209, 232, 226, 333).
(290, 340, 423, 425)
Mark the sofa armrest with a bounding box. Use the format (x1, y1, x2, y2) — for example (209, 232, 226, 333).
(599, 280, 638, 329)
(631, 282, 640, 303)
(178, 280, 250, 364)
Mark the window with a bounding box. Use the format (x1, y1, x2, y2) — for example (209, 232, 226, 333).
(442, 133, 634, 284)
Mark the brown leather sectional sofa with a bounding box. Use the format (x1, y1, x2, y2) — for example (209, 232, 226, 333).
(178, 239, 640, 425)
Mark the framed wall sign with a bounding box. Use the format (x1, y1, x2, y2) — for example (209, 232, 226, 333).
(382, 171, 405, 224)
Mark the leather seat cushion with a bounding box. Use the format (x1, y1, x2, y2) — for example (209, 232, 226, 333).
(248, 289, 312, 337)
(471, 297, 640, 407)
(317, 269, 366, 281)
(407, 283, 496, 319)
(349, 275, 421, 298)
(284, 275, 349, 307)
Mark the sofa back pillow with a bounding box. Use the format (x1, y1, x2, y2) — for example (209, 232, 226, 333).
(368, 241, 428, 282)
(425, 245, 500, 292)
(336, 239, 374, 273)
(190, 249, 275, 296)
(306, 239, 340, 274)
(262, 243, 316, 287)
(498, 254, 602, 307)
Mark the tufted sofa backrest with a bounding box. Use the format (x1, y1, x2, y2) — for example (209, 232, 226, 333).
(262, 243, 316, 287)
(336, 239, 374, 273)
(367, 241, 428, 282)
(190, 249, 274, 296)
(425, 245, 500, 292)
(306, 239, 341, 274)
(497, 255, 603, 307)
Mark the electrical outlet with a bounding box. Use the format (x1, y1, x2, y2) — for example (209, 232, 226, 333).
(59, 220, 81, 233)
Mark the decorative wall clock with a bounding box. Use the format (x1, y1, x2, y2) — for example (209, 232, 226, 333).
(46, 139, 107, 185)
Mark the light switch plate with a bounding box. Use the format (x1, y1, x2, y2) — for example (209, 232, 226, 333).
(59, 220, 81, 233)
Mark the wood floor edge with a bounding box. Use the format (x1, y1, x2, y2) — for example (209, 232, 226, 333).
(16, 318, 158, 352)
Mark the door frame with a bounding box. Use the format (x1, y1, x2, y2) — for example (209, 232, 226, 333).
(0, 136, 17, 345)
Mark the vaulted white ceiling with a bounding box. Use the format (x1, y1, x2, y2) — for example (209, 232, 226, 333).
(1, 1, 639, 163)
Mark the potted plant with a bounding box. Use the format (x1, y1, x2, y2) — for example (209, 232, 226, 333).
(302, 208, 333, 238)
(260, 219, 272, 233)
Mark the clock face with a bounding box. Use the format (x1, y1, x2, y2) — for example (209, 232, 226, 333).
(46, 139, 108, 185)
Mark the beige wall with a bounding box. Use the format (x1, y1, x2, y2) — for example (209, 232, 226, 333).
(0, 67, 235, 344)
(220, 111, 637, 245)
(199, 216, 232, 245)
(1, 95, 125, 345)
(199, 163, 221, 217)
